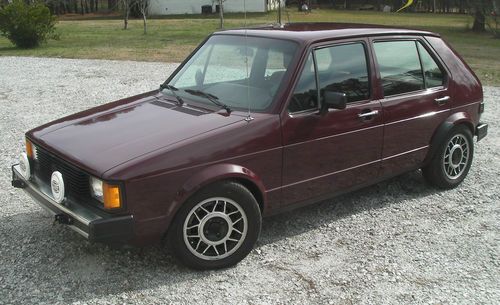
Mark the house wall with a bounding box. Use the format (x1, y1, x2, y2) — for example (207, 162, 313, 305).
(149, 0, 272, 15)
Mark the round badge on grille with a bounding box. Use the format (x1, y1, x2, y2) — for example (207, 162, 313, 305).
(50, 171, 65, 203)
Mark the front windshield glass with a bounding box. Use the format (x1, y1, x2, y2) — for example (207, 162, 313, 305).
(168, 35, 298, 112)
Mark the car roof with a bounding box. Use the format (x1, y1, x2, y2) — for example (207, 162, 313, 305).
(216, 22, 439, 44)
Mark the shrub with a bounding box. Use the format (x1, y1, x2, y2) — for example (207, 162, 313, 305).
(0, 0, 58, 48)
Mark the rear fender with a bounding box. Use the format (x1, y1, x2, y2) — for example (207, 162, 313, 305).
(424, 112, 474, 164)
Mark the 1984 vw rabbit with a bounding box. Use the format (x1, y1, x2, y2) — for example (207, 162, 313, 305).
(12, 23, 488, 269)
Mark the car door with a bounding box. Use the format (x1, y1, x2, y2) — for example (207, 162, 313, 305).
(371, 38, 451, 177)
(280, 40, 383, 207)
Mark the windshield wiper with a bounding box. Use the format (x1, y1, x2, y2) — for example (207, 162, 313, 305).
(184, 89, 231, 114)
(159, 81, 184, 106)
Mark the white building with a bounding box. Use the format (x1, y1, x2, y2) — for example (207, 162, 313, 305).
(149, 0, 283, 16)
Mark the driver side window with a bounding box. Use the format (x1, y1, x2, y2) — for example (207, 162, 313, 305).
(288, 53, 318, 113)
(315, 43, 370, 103)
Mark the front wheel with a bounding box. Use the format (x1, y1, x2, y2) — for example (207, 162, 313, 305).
(422, 125, 474, 189)
(168, 181, 261, 269)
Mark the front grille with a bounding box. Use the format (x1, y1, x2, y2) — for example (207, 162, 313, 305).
(34, 146, 92, 202)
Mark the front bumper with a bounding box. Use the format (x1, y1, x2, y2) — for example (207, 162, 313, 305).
(476, 123, 488, 142)
(11, 164, 133, 243)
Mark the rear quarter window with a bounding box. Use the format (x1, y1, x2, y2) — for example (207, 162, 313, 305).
(417, 41, 445, 88)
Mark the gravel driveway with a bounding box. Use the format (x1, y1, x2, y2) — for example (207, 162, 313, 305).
(0, 56, 499, 305)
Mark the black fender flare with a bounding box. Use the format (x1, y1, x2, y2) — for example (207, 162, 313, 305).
(423, 112, 474, 166)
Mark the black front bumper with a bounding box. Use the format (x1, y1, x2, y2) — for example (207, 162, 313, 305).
(11, 164, 134, 243)
(476, 123, 488, 142)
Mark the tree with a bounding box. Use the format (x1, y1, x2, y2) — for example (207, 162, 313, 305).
(0, 0, 58, 48)
(217, 0, 226, 29)
(122, 0, 131, 29)
(136, 0, 148, 34)
(468, 0, 486, 31)
(466, 0, 496, 32)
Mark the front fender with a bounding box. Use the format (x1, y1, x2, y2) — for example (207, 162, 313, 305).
(163, 163, 266, 229)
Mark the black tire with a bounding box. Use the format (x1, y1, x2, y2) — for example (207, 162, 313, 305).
(422, 125, 474, 189)
(167, 181, 261, 270)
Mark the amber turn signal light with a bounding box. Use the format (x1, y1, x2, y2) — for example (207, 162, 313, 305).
(26, 139, 34, 159)
(103, 183, 121, 209)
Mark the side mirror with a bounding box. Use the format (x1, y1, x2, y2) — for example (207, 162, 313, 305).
(321, 91, 347, 114)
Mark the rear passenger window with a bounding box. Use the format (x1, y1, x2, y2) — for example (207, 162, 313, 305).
(417, 42, 445, 88)
(315, 43, 369, 103)
(374, 41, 424, 96)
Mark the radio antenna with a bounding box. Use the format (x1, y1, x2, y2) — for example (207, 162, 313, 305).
(244, 0, 253, 122)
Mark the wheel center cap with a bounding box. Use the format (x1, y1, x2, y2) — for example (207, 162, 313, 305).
(199, 212, 232, 245)
(203, 217, 229, 242)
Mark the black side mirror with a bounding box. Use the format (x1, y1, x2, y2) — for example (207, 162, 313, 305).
(321, 91, 347, 114)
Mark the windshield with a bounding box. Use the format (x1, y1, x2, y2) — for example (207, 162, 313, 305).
(168, 35, 298, 112)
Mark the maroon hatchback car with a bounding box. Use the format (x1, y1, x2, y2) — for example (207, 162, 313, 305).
(12, 23, 488, 269)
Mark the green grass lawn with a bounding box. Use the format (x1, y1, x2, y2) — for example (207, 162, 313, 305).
(1, 8, 499, 85)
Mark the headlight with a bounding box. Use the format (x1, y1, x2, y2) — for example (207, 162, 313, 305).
(89, 176, 121, 209)
(25, 138, 37, 160)
(19, 152, 31, 180)
(90, 176, 104, 201)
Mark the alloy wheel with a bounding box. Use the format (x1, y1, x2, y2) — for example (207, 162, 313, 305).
(442, 134, 470, 180)
(183, 197, 248, 260)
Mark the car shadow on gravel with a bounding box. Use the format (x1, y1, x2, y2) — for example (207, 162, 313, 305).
(257, 169, 441, 246)
(0, 169, 442, 303)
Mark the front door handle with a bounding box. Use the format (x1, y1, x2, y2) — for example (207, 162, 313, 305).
(434, 96, 450, 105)
(358, 110, 379, 119)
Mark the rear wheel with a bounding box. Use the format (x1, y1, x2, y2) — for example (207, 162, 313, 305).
(168, 181, 261, 269)
(422, 125, 474, 189)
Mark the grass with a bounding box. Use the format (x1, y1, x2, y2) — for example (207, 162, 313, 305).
(1, 8, 499, 85)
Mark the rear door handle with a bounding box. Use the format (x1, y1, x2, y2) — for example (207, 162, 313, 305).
(358, 110, 379, 119)
(434, 96, 450, 105)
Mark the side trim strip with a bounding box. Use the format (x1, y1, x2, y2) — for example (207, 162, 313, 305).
(382, 145, 429, 160)
(284, 124, 383, 148)
(385, 109, 449, 126)
(268, 159, 380, 192)
(452, 101, 480, 110)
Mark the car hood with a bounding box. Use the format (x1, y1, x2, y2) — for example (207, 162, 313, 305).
(29, 93, 245, 177)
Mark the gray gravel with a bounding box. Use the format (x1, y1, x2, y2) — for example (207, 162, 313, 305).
(0, 56, 499, 305)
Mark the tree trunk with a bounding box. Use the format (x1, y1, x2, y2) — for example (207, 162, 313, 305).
(143, 14, 147, 34)
(219, 0, 224, 29)
(472, 9, 486, 32)
(108, 0, 116, 10)
(124, 1, 129, 30)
